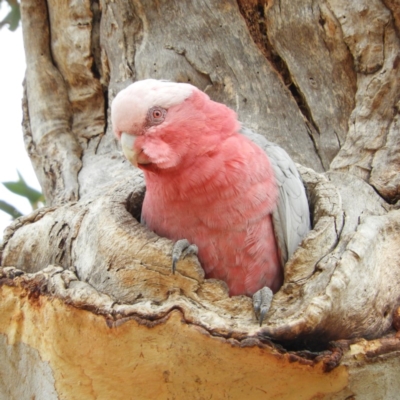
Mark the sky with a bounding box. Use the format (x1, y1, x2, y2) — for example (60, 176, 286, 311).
(0, 21, 41, 236)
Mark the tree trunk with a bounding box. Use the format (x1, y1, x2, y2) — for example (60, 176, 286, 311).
(1, 0, 400, 398)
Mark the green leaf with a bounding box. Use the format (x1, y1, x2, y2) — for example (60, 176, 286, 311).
(0, 0, 20, 31)
(0, 200, 23, 219)
(2, 171, 44, 207)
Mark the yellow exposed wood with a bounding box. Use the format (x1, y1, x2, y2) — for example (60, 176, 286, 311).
(0, 285, 348, 400)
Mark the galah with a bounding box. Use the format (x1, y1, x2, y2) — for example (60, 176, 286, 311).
(111, 79, 310, 324)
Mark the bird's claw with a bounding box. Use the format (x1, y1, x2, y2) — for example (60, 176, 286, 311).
(253, 286, 273, 326)
(172, 239, 198, 274)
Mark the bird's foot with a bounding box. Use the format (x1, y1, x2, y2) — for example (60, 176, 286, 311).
(253, 287, 273, 326)
(172, 239, 198, 274)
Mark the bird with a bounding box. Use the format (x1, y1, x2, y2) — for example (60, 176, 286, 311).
(111, 79, 310, 324)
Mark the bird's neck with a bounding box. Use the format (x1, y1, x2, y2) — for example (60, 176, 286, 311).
(142, 132, 247, 203)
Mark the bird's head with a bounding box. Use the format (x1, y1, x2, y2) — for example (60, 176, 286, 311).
(111, 79, 239, 172)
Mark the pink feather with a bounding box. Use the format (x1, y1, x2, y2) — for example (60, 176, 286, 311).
(112, 80, 283, 296)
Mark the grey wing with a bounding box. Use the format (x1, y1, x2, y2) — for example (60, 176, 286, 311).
(240, 127, 311, 266)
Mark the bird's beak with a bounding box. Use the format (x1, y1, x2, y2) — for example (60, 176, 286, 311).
(121, 132, 139, 166)
(121, 132, 151, 167)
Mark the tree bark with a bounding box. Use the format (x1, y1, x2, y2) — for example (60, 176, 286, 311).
(1, 0, 400, 398)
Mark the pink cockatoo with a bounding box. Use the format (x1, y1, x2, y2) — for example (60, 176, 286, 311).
(112, 79, 310, 324)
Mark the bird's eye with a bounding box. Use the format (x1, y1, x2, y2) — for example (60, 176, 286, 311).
(153, 110, 162, 118)
(147, 106, 166, 126)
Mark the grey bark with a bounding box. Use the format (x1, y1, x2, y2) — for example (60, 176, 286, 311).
(1, 0, 400, 398)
